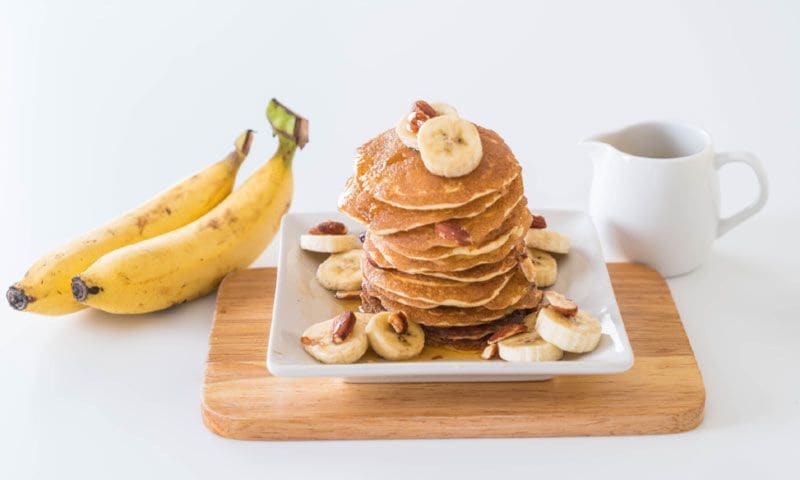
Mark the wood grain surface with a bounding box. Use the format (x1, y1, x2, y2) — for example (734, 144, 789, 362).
(201, 264, 705, 440)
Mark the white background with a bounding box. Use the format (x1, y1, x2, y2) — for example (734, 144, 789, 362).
(2, 0, 799, 478)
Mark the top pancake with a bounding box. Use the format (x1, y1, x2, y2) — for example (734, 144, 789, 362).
(355, 126, 521, 210)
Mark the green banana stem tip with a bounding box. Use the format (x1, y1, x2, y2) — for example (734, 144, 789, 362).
(266, 99, 309, 149)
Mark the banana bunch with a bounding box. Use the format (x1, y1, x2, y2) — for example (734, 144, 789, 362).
(8, 99, 308, 315)
(7, 131, 253, 315)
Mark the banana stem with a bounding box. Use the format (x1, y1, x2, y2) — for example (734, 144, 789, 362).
(266, 99, 309, 150)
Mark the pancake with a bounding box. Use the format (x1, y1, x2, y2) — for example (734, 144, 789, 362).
(362, 256, 514, 307)
(368, 189, 505, 235)
(360, 291, 385, 314)
(362, 287, 542, 327)
(365, 232, 525, 274)
(406, 250, 519, 283)
(365, 268, 534, 311)
(424, 336, 488, 351)
(339, 174, 512, 235)
(423, 310, 529, 341)
(356, 126, 521, 210)
(373, 177, 525, 250)
(372, 204, 531, 261)
(337, 176, 370, 224)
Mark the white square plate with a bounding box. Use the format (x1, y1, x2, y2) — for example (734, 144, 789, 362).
(267, 210, 633, 383)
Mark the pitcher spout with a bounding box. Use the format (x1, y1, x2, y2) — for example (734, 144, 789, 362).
(579, 131, 617, 158)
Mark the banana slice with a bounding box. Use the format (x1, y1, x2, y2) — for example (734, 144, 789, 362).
(365, 311, 425, 360)
(525, 228, 570, 254)
(300, 234, 361, 253)
(527, 247, 558, 287)
(316, 249, 363, 291)
(395, 115, 421, 150)
(418, 116, 483, 178)
(301, 312, 369, 364)
(535, 307, 602, 353)
(497, 331, 564, 362)
(395, 102, 459, 149)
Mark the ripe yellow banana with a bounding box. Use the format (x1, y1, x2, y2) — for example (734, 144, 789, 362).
(7, 131, 253, 315)
(71, 99, 308, 314)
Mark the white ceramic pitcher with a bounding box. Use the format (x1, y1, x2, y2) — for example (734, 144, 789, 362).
(583, 121, 768, 277)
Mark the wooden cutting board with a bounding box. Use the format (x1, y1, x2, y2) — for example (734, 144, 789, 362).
(201, 264, 705, 440)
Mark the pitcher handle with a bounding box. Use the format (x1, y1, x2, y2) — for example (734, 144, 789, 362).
(715, 151, 769, 238)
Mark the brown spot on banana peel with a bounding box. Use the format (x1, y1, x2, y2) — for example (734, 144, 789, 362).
(136, 216, 148, 234)
(6, 286, 34, 311)
(71, 277, 102, 302)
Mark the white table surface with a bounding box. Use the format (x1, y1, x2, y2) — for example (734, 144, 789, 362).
(2, 1, 799, 478)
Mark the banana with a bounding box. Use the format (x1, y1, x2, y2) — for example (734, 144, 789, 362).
(535, 307, 602, 353)
(71, 99, 308, 314)
(417, 116, 483, 177)
(525, 228, 570, 254)
(365, 311, 425, 360)
(527, 247, 558, 287)
(497, 331, 564, 362)
(301, 312, 369, 364)
(7, 131, 253, 316)
(395, 101, 459, 150)
(316, 249, 363, 291)
(300, 234, 361, 253)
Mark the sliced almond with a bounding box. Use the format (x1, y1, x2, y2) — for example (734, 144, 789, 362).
(518, 253, 537, 283)
(388, 311, 408, 334)
(481, 343, 499, 360)
(434, 221, 472, 246)
(487, 324, 527, 344)
(309, 221, 348, 235)
(530, 214, 547, 229)
(334, 290, 361, 300)
(331, 311, 356, 343)
(543, 291, 578, 316)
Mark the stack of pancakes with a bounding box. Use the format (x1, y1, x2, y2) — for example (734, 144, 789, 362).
(339, 126, 541, 350)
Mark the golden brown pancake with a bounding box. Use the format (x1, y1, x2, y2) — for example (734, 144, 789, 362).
(424, 336, 487, 351)
(365, 231, 526, 274)
(372, 203, 531, 261)
(337, 176, 370, 224)
(368, 189, 505, 235)
(362, 256, 514, 308)
(365, 268, 534, 311)
(423, 310, 530, 341)
(339, 174, 512, 234)
(355, 127, 521, 210)
(402, 250, 519, 283)
(362, 287, 542, 327)
(373, 178, 525, 250)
